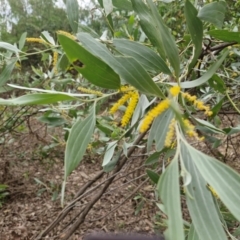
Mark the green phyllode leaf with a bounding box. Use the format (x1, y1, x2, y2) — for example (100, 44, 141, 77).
(116, 56, 164, 97)
(66, 0, 79, 33)
(157, 157, 185, 240)
(103, 0, 113, 16)
(131, 0, 180, 77)
(113, 39, 171, 74)
(186, 144, 240, 223)
(0, 60, 17, 87)
(58, 34, 120, 89)
(184, 0, 203, 72)
(112, 0, 132, 11)
(181, 144, 228, 240)
(77, 32, 164, 97)
(187, 224, 200, 240)
(180, 51, 228, 89)
(207, 30, 240, 44)
(0, 93, 77, 106)
(198, 1, 227, 29)
(64, 105, 96, 178)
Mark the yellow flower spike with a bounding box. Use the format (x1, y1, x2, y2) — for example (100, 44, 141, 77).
(77, 87, 103, 96)
(164, 118, 176, 147)
(57, 30, 76, 40)
(53, 51, 58, 74)
(120, 85, 134, 92)
(109, 92, 132, 114)
(182, 92, 212, 117)
(26, 37, 47, 44)
(140, 99, 170, 133)
(170, 85, 181, 97)
(183, 119, 198, 138)
(121, 91, 139, 127)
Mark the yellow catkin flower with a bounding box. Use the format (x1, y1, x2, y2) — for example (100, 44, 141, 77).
(140, 99, 170, 133)
(170, 85, 181, 97)
(57, 30, 76, 40)
(121, 91, 139, 127)
(208, 185, 219, 198)
(164, 118, 176, 147)
(109, 92, 132, 114)
(182, 92, 212, 116)
(77, 87, 103, 96)
(26, 37, 47, 44)
(53, 51, 58, 74)
(183, 118, 198, 138)
(119, 85, 135, 93)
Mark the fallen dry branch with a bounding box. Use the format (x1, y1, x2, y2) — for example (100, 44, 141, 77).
(37, 131, 147, 239)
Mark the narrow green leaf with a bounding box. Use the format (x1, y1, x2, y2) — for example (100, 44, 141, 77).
(78, 24, 99, 38)
(223, 125, 240, 135)
(77, 33, 164, 96)
(18, 32, 27, 50)
(210, 98, 224, 118)
(112, 0, 132, 11)
(185, 144, 240, 223)
(157, 157, 184, 240)
(103, 151, 121, 172)
(103, 0, 113, 16)
(181, 144, 228, 240)
(208, 74, 226, 94)
(37, 116, 65, 126)
(41, 31, 55, 45)
(65, 105, 96, 178)
(102, 141, 118, 166)
(0, 42, 20, 53)
(0, 60, 17, 87)
(195, 118, 225, 134)
(116, 56, 164, 97)
(0, 93, 77, 106)
(180, 51, 228, 88)
(198, 1, 227, 29)
(58, 34, 120, 89)
(77, 32, 122, 74)
(113, 39, 171, 74)
(131, 0, 180, 77)
(145, 152, 161, 165)
(207, 30, 240, 43)
(66, 0, 79, 33)
(146, 169, 159, 184)
(185, 0, 203, 71)
(187, 224, 200, 240)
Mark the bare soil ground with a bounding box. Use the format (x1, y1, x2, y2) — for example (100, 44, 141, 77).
(0, 116, 157, 240)
(0, 111, 240, 240)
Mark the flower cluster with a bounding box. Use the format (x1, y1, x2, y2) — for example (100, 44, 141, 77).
(121, 91, 139, 127)
(77, 87, 103, 96)
(53, 51, 58, 74)
(110, 86, 139, 127)
(164, 118, 176, 147)
(26, 37, 47, 44)
(57, 30, 76, 40)
(182, 92, 212, 116)
(140, 99, 170, 133)
(139, 86, 181, 133)
(183, 118, 204, 141)
(170, 85, 181, 97)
